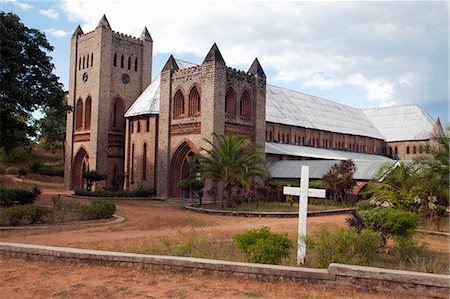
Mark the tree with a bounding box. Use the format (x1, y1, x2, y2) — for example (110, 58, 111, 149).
(415, 127, 449, 204)
(35, 96, 69, 151)
(199, 133, 268, 207)
(0, 12, 67, 153)
(82, 171, 107, 191)
(322, 159, 356, 202)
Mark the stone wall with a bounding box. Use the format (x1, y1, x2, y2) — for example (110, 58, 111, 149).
(0, 242, 448, 298)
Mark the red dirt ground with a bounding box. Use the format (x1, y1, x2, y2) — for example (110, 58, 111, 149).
(0, 256, 415, 299)
(0, 182, 448, 298)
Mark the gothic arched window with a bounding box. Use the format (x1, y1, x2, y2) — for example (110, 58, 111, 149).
(240, 91, 251, 119)
(75, 98, 83, 131)
(112, 98, 124, 129)
(113, 53, 117, 67)
(128, 56, 131, 70)
(225, 87, 236, 118)
(91, 53, 94, 67)
(142, 143, 147, 181)
(120, 55, 124, 68)
(173, 90, 185, 119)
(188, 86, 201, 117)
(84, 97, 92, 130)
(135, 58, 138, 71)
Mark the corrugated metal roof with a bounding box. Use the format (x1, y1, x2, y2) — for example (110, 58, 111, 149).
(266, 142, 393, 161)
(124, 59, 435, 143)
(363, 105, 435, 142)
(266, 85, 384, 139)
(268, 160, 390, 180)
(125, 59, 197, 117)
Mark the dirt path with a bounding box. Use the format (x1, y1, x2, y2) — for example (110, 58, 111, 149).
(0, 256, 411, 299)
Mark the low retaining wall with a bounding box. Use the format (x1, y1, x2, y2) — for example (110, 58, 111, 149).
(0, 242, 448, 297)
(184, 205, 355, 218)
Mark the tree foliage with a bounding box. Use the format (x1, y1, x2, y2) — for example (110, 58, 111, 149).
(322, 159, 356, 202)
(199, 133, 268, 207)
(414, 127, 449, 203)
(0, 12, 67, 152)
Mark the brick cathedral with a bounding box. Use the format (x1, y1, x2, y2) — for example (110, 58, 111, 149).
(64, 16, 443, 199)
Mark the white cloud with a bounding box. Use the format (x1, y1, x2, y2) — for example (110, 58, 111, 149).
(59, 1, 448, 120)
(39, 8, 59, 20)
(45, 28, 71, 38)
(2, 0, 32, 10)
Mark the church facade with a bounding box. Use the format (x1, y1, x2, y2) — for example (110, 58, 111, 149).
(64, 16, 443, 198)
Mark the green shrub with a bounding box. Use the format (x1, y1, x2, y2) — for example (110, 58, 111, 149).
(0, 205, 52, 225)
(309, 180, 325, 189)
(5, 148, 32, 163)
(80, 200, 116, 220)
(18, 168, 28, 176)
(358, 208, 419, 244)
(307, 228, 381, 268)
(356, 199, 373, 210)
(234, 227, 292, 264)
(0, 187, 40, 206)
(393, 235, 428, 263)
(30, 162, 43, 173)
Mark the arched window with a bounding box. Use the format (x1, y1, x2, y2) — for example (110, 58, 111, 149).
(406, 146, 410, 154)
(142, 143, 147, 181)
(112, 98, 124, 129)
(413, 146, 417, 154)
(91, 53, 94, 67)
(82, 55, 85, 69)
(120, 55, 124, 68)
(240, 91, 251, 119)
(84, 97, 92, 130)
(130, 121, 134, 134)
(86, 54, 89, 68)
(135, 58, 138, 71)
(78, 57, 81, 70)
(146, 118, 149, 132)
(173, 90, 185, 118)
(395, 147, 398, 155)
(128, 56, 131, 70)
(113, 53, 117, 67)
(131, 144, 135, 182)
(188, 86, 201, 116)
(137, 121, 141, 132)
(225, 87, 236, 118)
(75, 98, 83, 130)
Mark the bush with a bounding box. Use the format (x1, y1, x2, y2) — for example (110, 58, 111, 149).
(234, 227, 292, 264)
(309, 180, 325, 189)
(307, 228, 381, 268)
(30, 162, 43, 173)
(80, 200, 116, 220)
(0, 187, 40, 206)
(356, 199, 373, 210)
(393, 235, 428, 263)
(18, 168, 28, 176)
(0, 205, 52, 226)
(357, 208, 419, 245)
(74, 188, 155, 198)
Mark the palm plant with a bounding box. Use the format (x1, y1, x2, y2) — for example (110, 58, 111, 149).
(199, 133, 268, 207)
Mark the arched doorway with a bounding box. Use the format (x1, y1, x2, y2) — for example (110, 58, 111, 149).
(72, 147, 89, 189)
(169, 141, 198, 198)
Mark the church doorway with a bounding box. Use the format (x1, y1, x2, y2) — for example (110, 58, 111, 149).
(72, 147, 89, 190)
(169, 141, 198, 198)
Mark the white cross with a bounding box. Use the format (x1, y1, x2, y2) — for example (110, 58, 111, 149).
(283, 165, 326, 266)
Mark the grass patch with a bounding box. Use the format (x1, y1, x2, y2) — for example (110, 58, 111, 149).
(204, 199, 351, 212)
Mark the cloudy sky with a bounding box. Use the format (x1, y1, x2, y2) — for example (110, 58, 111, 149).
(2, 0, 448, 123)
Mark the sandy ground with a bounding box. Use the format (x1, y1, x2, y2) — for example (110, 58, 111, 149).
(0, 256, 414, 299)
(0, 182, 448, 298)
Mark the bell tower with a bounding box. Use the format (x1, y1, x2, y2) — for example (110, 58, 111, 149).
(64, 15, 153, 190)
